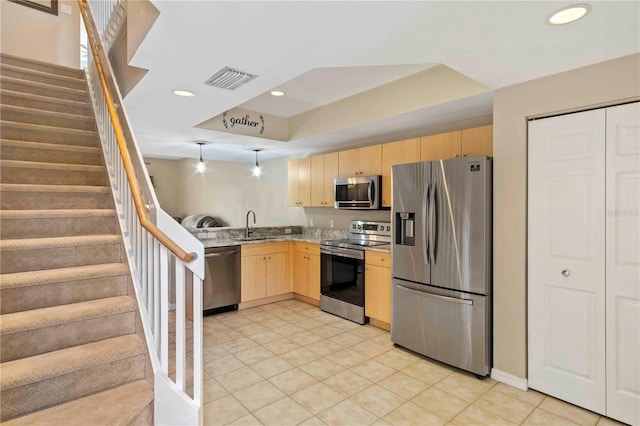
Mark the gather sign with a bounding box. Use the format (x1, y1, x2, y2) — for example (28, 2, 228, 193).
(222, 111, 265, 135)
(196, 107, 288, 141)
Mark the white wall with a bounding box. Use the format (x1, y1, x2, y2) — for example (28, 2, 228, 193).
(145, 157, 307, 228)
(145, 155, 390, 230)
(492, 53, 640, 380)
(0, 0, 80, 68)
(144, 158, 181, 218)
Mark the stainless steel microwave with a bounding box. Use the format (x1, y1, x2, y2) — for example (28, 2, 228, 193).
(334, 175, 381, 209)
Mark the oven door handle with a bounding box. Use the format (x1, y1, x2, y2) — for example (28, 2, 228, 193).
(321, 247, 365, 260)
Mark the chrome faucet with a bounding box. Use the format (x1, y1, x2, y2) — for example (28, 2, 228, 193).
(245, 210, 256, 238)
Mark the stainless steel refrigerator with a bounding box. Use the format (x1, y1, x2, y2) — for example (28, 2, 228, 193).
(391, 156, 492, 376)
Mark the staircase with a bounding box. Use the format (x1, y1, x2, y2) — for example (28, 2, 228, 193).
(0, 54, 154, 425)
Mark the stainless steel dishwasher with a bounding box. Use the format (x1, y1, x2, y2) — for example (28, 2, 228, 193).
(203, 245, 241, 315)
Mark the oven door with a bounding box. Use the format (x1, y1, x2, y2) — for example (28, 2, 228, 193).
(320, 247, 365, 307)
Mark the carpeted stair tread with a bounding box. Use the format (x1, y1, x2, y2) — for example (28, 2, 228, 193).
(0, 139, 101, 154)
(1, 63, 87, 90)
(0, 208, 115, 219)
(0, 296, 136, 336)
(0, 183, 111, 194)
(0, 75, 88, 101)
(0, 89, 93, 116)
(2, 380, 153, 426)
(0, 235, 121, 252)
(0, 263, 128, 290)
(1, 121, 98, 139)
(0, 53, 85, 79)
(0, 183, 113, 210)
(0, 140, 103, 167)
(1, 120, 99, 147)
(0, 159, 106, 173)
(1, 334, 145, 389)
(0, 105, 97, 131)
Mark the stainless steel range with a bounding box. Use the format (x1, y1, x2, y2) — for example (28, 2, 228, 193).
(320, 220, 391, 324)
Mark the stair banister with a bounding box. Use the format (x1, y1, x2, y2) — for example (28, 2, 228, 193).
(77, 0, 205, 424)
(78, 1, 194, 264)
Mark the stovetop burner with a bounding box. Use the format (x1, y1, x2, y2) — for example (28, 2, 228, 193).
(321, 220, 391, 250)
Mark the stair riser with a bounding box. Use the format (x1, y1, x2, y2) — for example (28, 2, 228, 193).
(0, 55, 85, 79)
(0, 124, 100, 147)
(1, 91, 93, 116)
(130, 402, 154, 425)
(0, 354, 145, 421)
(0, 144, 103, 166)
(0, 242, 122, 274)
(1, 166, 107, 186)
(0, 311, 136, 362)
(1, 67, 87, 91)
(0, 191, 112, 210)
(0, 107, 96, 131)
(1, 274, 129, 314)
(1, 79, 89, 103)
(0, 215, 116, 239)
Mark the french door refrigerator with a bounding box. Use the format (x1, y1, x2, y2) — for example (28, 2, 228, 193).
(391, 156, 492, 376)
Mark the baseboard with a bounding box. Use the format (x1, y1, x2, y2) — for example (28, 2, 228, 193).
(294, 293, 320, 307)
(239, 293, 294, 310)
(490, 368, 528, 391)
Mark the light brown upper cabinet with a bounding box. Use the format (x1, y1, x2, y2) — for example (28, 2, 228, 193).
(381, 138, 420, 207)
(420, 125, 493, 161)
(310, 152, 339, 207)
(287, 158, 311, 207)
(338, 145, 382, 178)
(461, 124, 493, 157)
(420, 131, 461, 161)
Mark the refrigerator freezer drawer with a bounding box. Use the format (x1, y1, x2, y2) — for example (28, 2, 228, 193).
(391, 278, 491, 376)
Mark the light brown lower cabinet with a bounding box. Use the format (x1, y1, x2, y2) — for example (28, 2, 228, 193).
(365, 252, 391, 327)
(292, 242, 320, 301)
(241, 242, 289, 302)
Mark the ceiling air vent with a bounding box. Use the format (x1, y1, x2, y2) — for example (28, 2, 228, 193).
(204, 67, 258, 90)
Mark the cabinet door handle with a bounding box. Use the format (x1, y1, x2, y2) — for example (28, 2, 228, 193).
(454, 154, 460, 158)
(562, 269, 570, 277)
(462, 153, 468, 157)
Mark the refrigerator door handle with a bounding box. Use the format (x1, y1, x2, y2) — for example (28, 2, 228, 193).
(396, 283, 473, 305)
(422, 183, 430, 265)
(429, 182, 436, 263)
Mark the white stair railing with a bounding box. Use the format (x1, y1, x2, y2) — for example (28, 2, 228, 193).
(78, 1, 205, 424)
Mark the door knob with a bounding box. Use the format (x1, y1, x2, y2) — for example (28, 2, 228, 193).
(561, 269, 570, 277)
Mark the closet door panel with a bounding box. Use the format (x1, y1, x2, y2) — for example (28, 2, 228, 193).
(528, 109, 606, 414)
(605, 102, 640, 425)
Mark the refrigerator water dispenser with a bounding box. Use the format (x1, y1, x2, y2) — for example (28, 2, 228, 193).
(396, 212, 415, 246)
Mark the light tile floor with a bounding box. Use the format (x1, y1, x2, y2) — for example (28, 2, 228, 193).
(171, 299, 624, 426)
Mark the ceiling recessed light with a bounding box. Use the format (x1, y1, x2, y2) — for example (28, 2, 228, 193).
(173, 89, 195, 97)
(547, 4, 591, 25)
(270, 90, 285, 97)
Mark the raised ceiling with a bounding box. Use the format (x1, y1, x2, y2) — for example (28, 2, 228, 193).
(124, 1, 640, 163)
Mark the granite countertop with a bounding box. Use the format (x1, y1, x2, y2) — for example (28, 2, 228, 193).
(201, 234, 324, 248)
(199, 233, 391, 253)
(201, 236, 391, 253)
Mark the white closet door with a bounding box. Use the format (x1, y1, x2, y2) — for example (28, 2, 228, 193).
(528, 109, 606, 414)
(606, 102, 640, 425)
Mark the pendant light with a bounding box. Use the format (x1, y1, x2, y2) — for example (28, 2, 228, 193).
(195, 142, 206, 173)
(252, 149, 262, 177)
